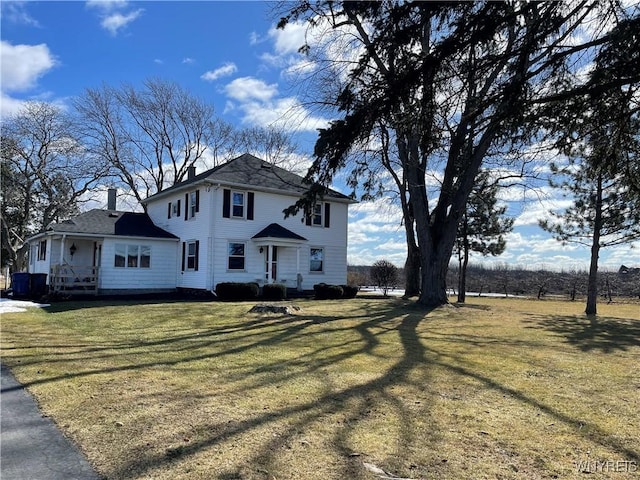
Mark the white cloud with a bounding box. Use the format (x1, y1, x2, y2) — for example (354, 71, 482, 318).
(182, 57, 195, 64)
(101, 9, 143, 35)
(1, 1, 40, 26)
(0, 92, 27, 118)
(268, 22, 307, 55)
(0, 41, 57, 118)
(346, 198, 408, 266)
(201, 62, 238, 82)
(224, 76, 328, 132)
(282, 58, 317, 77)
(86, 1, 142, 35)
(225, 77, 278, 102)
(86, 0, 128, 11)
(0, 41, 56, 92)
(513, 197, 574, 227)
(249, 31, 263, 46)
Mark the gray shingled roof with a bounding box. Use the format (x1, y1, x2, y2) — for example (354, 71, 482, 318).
(252, 223, 307, 241)
(46, 210, 177, 239)
(144, 153, 353, 202)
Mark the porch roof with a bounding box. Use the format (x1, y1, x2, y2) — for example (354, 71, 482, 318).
(252, 223, 307, 242)
(42, 209, 178, 239)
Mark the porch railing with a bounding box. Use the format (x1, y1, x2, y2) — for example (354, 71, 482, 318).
(50, 265, 99, 294)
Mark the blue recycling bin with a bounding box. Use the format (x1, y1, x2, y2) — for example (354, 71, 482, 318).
(30, 273, 48, 297)
(11, 272, 31, 298)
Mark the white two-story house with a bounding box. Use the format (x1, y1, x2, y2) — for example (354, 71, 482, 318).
(26, 154, 355, 295)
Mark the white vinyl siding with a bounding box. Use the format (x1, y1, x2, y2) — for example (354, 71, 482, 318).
(100, 238, 177, 290)
(145, 183, 350, 291)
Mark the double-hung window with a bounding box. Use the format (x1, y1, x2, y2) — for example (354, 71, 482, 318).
(306, 202, 330, 228)
(168, 200, 181, 219)
(37, 240, 47, 261)
(189, 191, 198, 218)
(223, 189, 254, 220)
(228, 242, 245, 270)
(184, 190, 199, 220)
(310, 247, 324, 273)
(186, 241, 197, 270)
(312, 204, 323, 226)
(181, 240, 199, 271)
(232, 192, 245, 218)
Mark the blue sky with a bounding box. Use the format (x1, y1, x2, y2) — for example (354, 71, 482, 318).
(2, 1, 638, 271)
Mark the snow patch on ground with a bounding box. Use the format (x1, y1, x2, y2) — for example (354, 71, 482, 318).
(0, 298, 50, 314)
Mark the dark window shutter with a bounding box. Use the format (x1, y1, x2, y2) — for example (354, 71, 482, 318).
(223, 189, 231, 218)
(195, 189, 200, 213)
(305, 210, 311, 226)
(177, 199, 181, 217)
(247, 192, 254, 220)
(194, 240, 200, 271)
(324, 203, 331, 228)
(168, 202, 171, 219)
(181, 242, 186, 271)
(184, 194, 189, 220)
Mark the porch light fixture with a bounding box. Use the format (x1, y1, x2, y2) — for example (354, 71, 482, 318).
(259, 247, 264, 253)
(69, 243, 77, 257)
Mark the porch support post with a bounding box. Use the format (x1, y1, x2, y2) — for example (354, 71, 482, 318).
(60, 235, 66, 265)
(296, 247, 302, 292)
(267, 244, 273, 284)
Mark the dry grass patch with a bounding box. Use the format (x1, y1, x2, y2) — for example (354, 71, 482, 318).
(1, 297, 639, 479)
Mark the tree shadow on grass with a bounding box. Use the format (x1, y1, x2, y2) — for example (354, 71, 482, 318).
(524, 314, 640, 353)
(98, 302, 436, 480)
(4, 299, 639, 479)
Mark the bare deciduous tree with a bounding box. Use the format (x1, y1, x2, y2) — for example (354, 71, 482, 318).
(75, 79, 219, 208)
(1, 102, 109, 270)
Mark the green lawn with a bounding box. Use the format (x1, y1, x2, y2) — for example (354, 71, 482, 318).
(1, 297, 639, 479)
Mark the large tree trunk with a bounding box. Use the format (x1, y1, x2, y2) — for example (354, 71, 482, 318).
(419, 247, 451, 306)
(586, 237, 600, 315)
(457, 212, 470, 303)
(404, 238, 421, 297)
(585, 174, 604, 316)
(457, 245, 469, 303)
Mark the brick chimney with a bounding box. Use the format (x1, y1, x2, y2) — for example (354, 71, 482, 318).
(187, 166, 196, 180)
(107, 188, 117, 210)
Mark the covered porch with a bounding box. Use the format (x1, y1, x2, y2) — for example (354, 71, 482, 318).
(42, 235, 102, 294)
(251, 223, 307, 291)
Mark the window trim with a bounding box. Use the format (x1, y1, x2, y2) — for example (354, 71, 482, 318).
(232, 191, 245, 219)
(168, 199, 181, 219)
(114, 243, 151, 269)
(185, 190, 200, 220)
(309, 246, 325, 273)
(37, 240, 47, 261)
(306, 202, 330, 228)
(223, 189, 254, 220)
(190, 192, 197, 218)
(227, 241, 246, 271)
(312, 203, 323, 226)
(186, 240, 198, 270)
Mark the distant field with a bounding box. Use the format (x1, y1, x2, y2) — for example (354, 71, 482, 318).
(1, 297, 638, 479)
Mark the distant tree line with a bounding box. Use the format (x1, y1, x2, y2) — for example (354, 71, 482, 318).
(348, 263, 640, 301)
